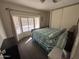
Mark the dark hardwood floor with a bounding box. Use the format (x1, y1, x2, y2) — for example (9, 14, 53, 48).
(18, 37, 48, 59)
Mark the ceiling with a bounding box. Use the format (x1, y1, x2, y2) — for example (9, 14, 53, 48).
(1, 0, 79, 11)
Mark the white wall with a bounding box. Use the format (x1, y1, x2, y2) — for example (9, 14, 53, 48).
(50, 4, 79, 29)
(0, 1, 49, 38)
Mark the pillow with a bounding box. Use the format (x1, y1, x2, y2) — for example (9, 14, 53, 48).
(48, 29, 66, 39)
(56, 31, 68, 49)
(48, 47, 63, 59)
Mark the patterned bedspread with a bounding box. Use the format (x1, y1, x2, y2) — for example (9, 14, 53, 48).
(32, 28, 67, 53)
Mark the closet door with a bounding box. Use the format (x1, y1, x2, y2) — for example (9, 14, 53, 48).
(62, 4, 79, 29)
(51, 9, 63, 29)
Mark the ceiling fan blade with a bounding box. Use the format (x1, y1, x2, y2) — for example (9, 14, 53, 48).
(53, 0, 61, 3)
(40, 0, 45, 3)
(53, 0, 57, 3)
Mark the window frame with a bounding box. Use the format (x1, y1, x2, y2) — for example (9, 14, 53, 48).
(12, 15, 40, 35)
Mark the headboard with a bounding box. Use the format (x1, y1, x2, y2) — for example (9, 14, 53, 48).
(70, 19, 79, 59)
(64, 18, 79, 58)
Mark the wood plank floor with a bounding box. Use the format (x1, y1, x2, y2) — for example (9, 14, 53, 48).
(18, 37, 48, 59)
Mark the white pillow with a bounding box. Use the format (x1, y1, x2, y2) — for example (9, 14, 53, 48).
(48, 47, 63, 59)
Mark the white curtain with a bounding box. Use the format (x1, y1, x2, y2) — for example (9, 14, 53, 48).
(0, 17, 6, 47)
(6, 8, 17, 39)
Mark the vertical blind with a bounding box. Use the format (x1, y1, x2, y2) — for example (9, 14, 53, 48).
(12, 16, 40, 35)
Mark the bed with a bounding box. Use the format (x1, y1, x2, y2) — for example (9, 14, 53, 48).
(32, 28, 67, 53)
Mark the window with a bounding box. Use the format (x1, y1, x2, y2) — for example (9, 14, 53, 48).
(21, 17, 28, 32)
(12, 16, 40, 35)
(35, 17, 40, 28)
(28, 18, 34, 31)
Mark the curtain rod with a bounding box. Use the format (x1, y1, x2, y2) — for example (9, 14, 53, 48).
(5, 8, 41, 15)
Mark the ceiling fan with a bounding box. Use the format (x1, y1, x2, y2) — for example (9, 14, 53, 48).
(40, 0, 61, 3)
